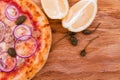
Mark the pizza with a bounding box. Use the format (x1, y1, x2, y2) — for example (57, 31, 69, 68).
(0, 0, 51, 80)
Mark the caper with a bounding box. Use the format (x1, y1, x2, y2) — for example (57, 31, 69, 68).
(68, 32, 77, 36)
(7, 48, 17, 57)
(16, 15, 27, 25)
(80, 49, 86, 57)
(70, 36, 78, 46)
(80, 36, 99, 57)
(82, 23, 101, 35)
(82, 30, 92, 35)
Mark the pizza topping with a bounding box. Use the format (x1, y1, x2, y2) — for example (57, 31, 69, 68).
(0, 0, 41, 73)
(14, 24, 31, 40)
(0, 42, 7, 53)
(15, 35, 38, 58)
(16, 15, 27, 25)
(16, 56, 25, 67)
(0, 52, 17, 72)
(5, 4, 19, 21)
(0, 21, 5, 42)
(7, 48, 17, 57)
(4, 26, 14, 43)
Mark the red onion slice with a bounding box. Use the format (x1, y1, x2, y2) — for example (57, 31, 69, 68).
(0, 21, 5, 42)
(14, 25, 32, 40)
(5, 4, 19, 21)
(15, 35, 38, 58)
(0, 52, 17, 72)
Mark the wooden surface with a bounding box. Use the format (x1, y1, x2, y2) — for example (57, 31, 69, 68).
(32, 0, 120, 80)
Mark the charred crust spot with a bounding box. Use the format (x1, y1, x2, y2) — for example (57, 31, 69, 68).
(27, 77, 29, 79)
(29, 69, 32, 72)
(40, 57, 44, 63)
(44, 34, 50, 41)
(26, 2, 34, 9)
(45, 43, 48, 48)
(35, 11, 41, 17)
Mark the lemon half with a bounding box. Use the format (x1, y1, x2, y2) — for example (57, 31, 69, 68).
(62, 0, 98, 32)
(41, 0, 69, 19)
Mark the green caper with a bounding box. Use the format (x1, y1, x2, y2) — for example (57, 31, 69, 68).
(82, 23, 101, 35)
(70, 36, 78, 46)
(80, 49, 86, 57)
(16, 15, 27, 25)
(7, 48, 17, 57)
(68, 32, 77, 36)
(80, 36, 99, 57)
(82, 30, 92, 35)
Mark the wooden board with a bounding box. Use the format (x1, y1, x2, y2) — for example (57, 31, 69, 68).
(32, 0, 120, 80)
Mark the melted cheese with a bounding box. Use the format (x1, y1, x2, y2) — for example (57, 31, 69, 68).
(0, 42, 7, 52)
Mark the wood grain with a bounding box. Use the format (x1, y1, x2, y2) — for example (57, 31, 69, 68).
(32, 0, 120, 80)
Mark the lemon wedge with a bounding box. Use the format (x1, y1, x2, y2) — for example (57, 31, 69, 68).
(62, 0, 98, 32)
(41, 0, 69, 19)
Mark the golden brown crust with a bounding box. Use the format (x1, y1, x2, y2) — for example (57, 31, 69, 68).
(0, 0, 51, 80)
(14, 0, 52, 80)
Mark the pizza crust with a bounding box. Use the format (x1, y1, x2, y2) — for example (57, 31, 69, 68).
(0, 0, 52, 80)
